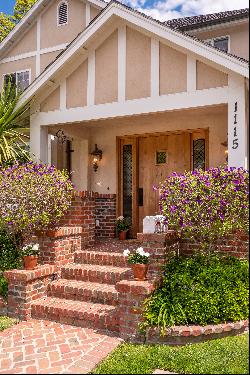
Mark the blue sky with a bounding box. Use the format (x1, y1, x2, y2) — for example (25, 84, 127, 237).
(0, 0, 16, 14)
(0, 0, 249, 21)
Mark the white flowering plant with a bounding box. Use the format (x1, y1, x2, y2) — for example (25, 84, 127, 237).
(116, 216, 130, 233)
(21, 243, 40, 257)
(123, 247, 150, 264)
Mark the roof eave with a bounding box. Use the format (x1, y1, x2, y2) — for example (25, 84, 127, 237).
(19, 1, 249, 107)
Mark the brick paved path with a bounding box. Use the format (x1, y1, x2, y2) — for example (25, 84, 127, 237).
(0, 319, 121, 374)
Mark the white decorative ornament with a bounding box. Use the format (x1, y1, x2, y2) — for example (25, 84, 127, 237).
(143, 216, 156, 233)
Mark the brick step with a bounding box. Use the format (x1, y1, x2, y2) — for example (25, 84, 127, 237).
(47, 279, 119, 306)
(61, 263, 132, 284)
(31, 297, 119, 332)
(74, 250, 128, 267)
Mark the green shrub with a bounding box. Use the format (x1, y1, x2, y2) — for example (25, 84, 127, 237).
(0, 229, 21, 298)
(142, 255, 249, 332)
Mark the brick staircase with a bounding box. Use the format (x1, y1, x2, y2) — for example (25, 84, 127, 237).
(30, 244, 133, 333)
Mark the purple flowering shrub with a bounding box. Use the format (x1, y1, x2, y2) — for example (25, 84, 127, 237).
(159, 167, 249, 251)
(0, 162, 74, 239)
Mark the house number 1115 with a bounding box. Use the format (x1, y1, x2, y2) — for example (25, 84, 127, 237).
(232, 102, 239, 150)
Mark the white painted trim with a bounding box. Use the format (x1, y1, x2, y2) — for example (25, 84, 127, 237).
(40, 44, 68, 55)
(0, 44, 68, 64)
(60, 80, 67, 110)
(228, 74, 247, 168)
(87, 50, 95, 106)
(57, 1, 69, 27)
(48, 134, 52, 165)
(118, 25, 126, 103)
(187, 18, 248, 34)
(0, 51, 36, 64)
(86, 2, 91, 26)
(36, 16, 41, 77)
(187, 56, 197, 92)
(35, 86, 229, 126)
(17, 2, 248, 108)
(151, 38, 159, 98)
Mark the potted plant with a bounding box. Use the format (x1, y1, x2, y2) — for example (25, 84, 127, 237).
(21, 243, 40, 270)
(116, 216, 130, 240)
(123, 247, 150, 280)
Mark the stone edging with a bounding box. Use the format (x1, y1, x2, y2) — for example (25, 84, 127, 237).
(146, 319, 249, 345)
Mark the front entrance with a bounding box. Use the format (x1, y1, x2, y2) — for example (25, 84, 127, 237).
(117, 129, 208, 236)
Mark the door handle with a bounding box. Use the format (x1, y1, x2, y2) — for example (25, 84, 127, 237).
(138, 188, 143, 207)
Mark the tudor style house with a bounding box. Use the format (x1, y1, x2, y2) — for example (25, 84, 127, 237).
(0, 1, 249, 235)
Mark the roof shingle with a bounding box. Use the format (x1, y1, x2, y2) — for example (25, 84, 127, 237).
(165, 8, 249, 31)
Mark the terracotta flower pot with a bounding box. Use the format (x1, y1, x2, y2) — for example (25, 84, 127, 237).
(131, 264, 148, 281)
(23, 256, 38, 270)
(118, 231, 127, 240)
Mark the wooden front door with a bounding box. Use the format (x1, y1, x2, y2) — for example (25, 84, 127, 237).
(118, 130, 207, 236)
(138, 133, 191, 232)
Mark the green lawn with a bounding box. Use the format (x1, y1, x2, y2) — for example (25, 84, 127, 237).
(0, 316, 18, 331)
(93, 333, 249, 374)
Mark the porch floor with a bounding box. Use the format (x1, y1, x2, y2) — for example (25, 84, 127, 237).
(91, 238, 141, 253)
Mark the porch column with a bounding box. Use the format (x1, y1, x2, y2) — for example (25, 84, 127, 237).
(228, 74, 248, 169)
(30, 113, 48, 164)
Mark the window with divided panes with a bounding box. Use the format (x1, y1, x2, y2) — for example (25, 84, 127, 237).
(4, 71, 30, 92)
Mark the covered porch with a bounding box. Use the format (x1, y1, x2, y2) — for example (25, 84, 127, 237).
(37, 104, 229, 235)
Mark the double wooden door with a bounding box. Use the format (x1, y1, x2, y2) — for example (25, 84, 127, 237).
(118, 130, 207, 236)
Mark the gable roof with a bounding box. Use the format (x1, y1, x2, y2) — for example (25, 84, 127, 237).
(165, 8, 249, 32)
(19, 1, 249, 106)
(0, 0, 106, 56)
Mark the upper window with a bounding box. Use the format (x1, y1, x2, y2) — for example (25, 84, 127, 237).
(3, 71, 30, 93)
(205, 36, 229, 53)
(58, 1, 68, 26)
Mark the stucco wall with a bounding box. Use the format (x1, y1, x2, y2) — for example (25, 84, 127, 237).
(126, 27, 151, 100)
(196, 61, 228, 90)
(66, 60, 88, 108)
(0, 57, 36, 89)
(194, 23, 249, 61)
(90, 6, 100, 21)
(95, 30, 118, 105)
(41, 0, 85, 49)
(160, 42, 187, 95)
(6, 23, 37, 58)
(40, 87, 60, 112)
(40, 50, 62, 72)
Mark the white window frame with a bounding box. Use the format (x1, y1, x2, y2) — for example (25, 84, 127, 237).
(57, 1, 69, 27)
(204, 35, 231, 54)
(2, 69, 31, 93)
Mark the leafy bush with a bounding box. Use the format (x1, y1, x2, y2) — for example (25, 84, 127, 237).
(158, 167, 249, 253)
(0, 230, 21, 298)
(142, 255, 249, 331)
(0, 162, 74, 240)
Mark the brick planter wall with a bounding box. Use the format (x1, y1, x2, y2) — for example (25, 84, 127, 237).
(34, 192, 96, 268)
(180, 232, 249, 259)
(95, 194, 116, 238)
(4, 265, 57, 320)
(115, 280, 156, 342)
(137, 231, 179, 280)
(146, 320, 249, 345)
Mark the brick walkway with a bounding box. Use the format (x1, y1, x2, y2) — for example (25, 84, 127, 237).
(0, 319, 122, 374)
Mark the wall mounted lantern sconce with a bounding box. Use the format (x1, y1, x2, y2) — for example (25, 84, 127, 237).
(90, 144, 103, 172)
(55, 129, 67, 144)
(221, 140, 228, 162)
